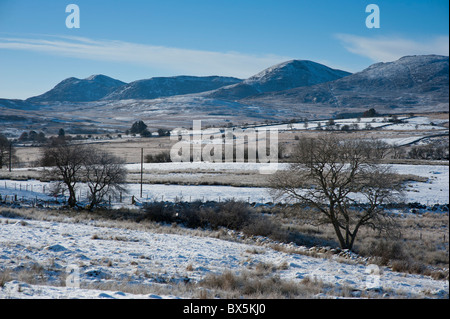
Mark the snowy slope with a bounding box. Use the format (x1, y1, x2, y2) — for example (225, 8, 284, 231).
(244, 55, 449, 112)
(26, 75, 127, 103)
(0, 216, 448, 299)
(102, 76, 242, 100)
(244, 60, 351, 91)
(205, 60, 350, 100)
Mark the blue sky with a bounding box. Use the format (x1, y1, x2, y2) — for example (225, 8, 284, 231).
(0, 0, 448, 99)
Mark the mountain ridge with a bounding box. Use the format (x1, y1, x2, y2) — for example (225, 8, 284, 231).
(102, 75, 243, 101)
(17, 59, 353, 103)
(203, 59, 351, 100)
(1, 55, 448, 125)
(241, 54, 449, 112)
(26, 74, 126, 103)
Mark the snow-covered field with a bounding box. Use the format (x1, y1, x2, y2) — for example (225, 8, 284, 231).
(1, 163, 448, 206)
(0, 215, 448, 299)
(163, 116, 449, 152)
(213, 116, 448, 133)
(1, 161, 448, 299)
(167, 116, 448, 137)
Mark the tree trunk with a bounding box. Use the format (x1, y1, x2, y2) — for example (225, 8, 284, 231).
(331, 220, 347, 249)
(67, 186, 77, 207)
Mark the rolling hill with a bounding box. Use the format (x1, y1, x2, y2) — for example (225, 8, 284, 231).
(242, 55, 449, 113)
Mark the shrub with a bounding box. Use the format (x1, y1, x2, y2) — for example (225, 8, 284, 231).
(0, 270, 12, 288)
(143, 200, 281, 235)
(143, 201, 176, 224)
(366, 240, 406, 266)
(243, 216, 276, 237)
(204, 200, 252, 230)
(145, 151, 171, 163)
(176, 202, 205, 228)
(140, 129, 152, 137)
(408, 140, 449, 160)
(391, 259, 427, 275)
(199, 270, 304, 298)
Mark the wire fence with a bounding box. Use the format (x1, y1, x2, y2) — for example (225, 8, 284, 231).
(0, 179, 276, 208)
(0, 179, 448, 209)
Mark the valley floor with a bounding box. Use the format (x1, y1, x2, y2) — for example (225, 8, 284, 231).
(1, 113, 448, 300)
(0, 162, 448, 206)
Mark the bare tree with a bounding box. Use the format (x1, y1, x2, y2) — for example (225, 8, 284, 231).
(0, 134, 14, 169)
(84, 150, 126, 208)
(41, 143, 89, 207)
(270, 135, 404, 251)
(360, 138, 392, 160)
(408, 140, 449, 160)
(41, 143, 127, 208)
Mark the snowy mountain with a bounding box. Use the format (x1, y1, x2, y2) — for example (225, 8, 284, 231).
(102, 75, 242, 100)
(0, 55, 448, 134)
(243, 55, 449, 112)
(205, 60, 351, 100)
(26, 75, 127, 103)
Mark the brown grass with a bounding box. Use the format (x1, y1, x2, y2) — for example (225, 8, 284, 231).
(271, 204, 449, 275)
(199, 270, 310, 298)
(1, 204, 447, 299)
(1, 193, 448, 281)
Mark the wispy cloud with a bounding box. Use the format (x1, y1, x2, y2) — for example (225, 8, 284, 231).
(0, 35, 291, 78)
(336, 33, 449, 62)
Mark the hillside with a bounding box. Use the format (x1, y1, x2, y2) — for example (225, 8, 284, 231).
(102, 75, 242, 100)
(242, 55, 449, 113)
(26, 75, 127, 103)
(0, 55, 448, 134)
(205, 60, 351, 100)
